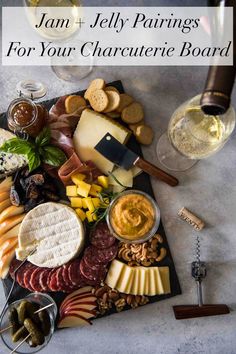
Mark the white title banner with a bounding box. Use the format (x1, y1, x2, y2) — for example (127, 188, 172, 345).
(2, 6, 233, 66)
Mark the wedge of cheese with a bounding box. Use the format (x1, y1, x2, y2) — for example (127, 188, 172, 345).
(16, 202, 85, 268)
(73, 109, 131, 174)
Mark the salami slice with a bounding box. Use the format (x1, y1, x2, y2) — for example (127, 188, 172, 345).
(15, 262, 32, 288)
(83, 246, 101, 270)
(39, 269, 51, 291)
(62, 262, 73, 287)
(9, 259, 22, 279)
(68, 260, 84, 287)
(48, 269, 59, 292)
(24, 266, 37, 291)
(30, 268, 44, 292)
(90, 222, 116, 249)
(96, 243, 118, 264)
(80, 258, 106, 284)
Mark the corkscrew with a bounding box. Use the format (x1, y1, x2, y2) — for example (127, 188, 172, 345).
(173, 233, 230, 320)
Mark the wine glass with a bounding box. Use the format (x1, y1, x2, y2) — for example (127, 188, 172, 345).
(23, 0, 93, 81)
(156, 94, 235, 171)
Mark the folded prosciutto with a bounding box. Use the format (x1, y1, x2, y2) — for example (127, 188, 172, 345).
(46, 95, 101, 184)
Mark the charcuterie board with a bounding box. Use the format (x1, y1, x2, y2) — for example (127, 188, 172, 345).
(0, 80, 181, 324)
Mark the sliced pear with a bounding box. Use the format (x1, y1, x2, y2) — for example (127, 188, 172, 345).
(58, 314, 91, 328)
(0, 199, 11, 214)
(0, 214, 25, 235)
(0, 205, 24, 223)
(0, 192, 10, 203)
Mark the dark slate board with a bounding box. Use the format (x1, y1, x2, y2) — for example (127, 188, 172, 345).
(0, 80, 181, 321)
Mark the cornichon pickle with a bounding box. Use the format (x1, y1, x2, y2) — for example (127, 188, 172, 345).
(24, 318, 45, 346)
(26, 337, 37, 348)
(8, 307, 20, 335)
(38, 310, 51, 336)
(26, 302, 40, 324)
(17, 300, 30, 325)
(12, 326, 28, 343)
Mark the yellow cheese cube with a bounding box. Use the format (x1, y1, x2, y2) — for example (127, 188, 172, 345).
(70, 197, 83, 208)
(97, 175, 109, 189)
(75, 208, 86, 221)
(83, 197, 95, 212)
(92, 198, 100, 208)
(71, 173, 86, 185)
(77, 181, 91, 197)
(66, 185, 78, 197)
(86, 210, 97, 223)
(82, 199, 88, 209)
(89, 184, 103, 197)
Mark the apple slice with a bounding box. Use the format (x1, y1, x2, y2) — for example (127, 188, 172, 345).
(60, 292, 95, 311)
(63, 308, 97, 319)
(58, 314, 92, 328)
(60, 286, 93, 306)
(60, 296, 96, 314)
(61, 303, 97, 317)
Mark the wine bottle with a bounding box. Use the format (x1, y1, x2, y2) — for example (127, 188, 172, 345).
(200, 0, 236, 115)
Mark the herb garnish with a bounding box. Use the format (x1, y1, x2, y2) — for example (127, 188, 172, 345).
(0, 127, 67, 172)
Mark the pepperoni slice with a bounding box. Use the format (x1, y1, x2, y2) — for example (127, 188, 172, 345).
(96, 243, 118, 264)
(90, 222, 116, 249)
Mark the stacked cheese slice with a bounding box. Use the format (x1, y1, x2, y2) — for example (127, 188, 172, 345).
(105, 259, 170, 296)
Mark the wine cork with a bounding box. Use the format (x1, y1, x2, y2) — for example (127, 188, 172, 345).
(178, 207, 205, 231)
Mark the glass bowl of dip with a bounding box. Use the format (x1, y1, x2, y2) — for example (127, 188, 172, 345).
(106, 190, 160, 244)
(0, 293, 57, 354)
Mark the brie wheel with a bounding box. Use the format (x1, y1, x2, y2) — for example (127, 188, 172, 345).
(16, 202, 85, 268)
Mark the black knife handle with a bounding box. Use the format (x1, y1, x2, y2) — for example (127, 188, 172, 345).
(135, 157, 179, 187)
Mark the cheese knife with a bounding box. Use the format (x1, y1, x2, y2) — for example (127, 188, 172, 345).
(95, 133, 179, 187)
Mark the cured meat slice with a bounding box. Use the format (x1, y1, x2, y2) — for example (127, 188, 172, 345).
(96, 243, 118, 264)
(24, 265, 37, 291)
(62, 263, 72, 287)
(48, 269, 59, 292)
(80, 258, 106, 284)
(90, 222, 116, 250)
(39, 269, 51, 292)
(83, 246, 100, 270)
(15, 262, 32, 288)
(9, 258, 22, 278)
(30, 268, 44, 292)
(68, 259, 84, 286)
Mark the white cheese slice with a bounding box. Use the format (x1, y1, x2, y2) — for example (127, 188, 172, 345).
(148, 267, 157, 296)
(0, 128, 27, 179)
(153, 267, 165, 295)
(73, 109, 131, 174)
(159, 266, 171, 294)
(105, 259, 125, 289)
(16, 202, 85, 268)
(138, 267, 147, 295)
(130, 267, 140, 295)
(116, 266, 134, 293)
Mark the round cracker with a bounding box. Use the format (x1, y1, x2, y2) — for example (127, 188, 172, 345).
(117, 93, 134, 113)
(89, 89, 109, 112)
(105, 86, 119, 94)
(65, 95, 87, 114)
(103, 91, 121, 113)
(121, 102, 144, 124)
(84, 78, 106, 100)
(135, 124, 154, 145)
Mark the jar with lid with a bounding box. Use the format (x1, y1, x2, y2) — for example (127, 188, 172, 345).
(7, 80, 48, 138)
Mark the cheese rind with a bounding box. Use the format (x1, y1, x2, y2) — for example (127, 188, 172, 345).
(17, 202, 85, 268)
(73, 109, 131, 174)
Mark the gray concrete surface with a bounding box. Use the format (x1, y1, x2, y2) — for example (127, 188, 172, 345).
(1, 0, 236, 353)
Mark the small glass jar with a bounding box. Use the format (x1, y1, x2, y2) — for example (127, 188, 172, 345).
(106, 190, 160, 244)
(0, 293, 57, 354)
(7, 80, 48, 137)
